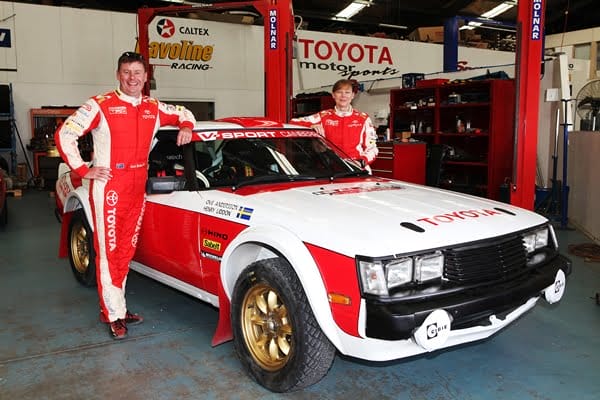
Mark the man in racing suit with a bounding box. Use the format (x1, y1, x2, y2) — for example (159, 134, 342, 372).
(55, 52, 196, 339)
(291, 79, 378, 169)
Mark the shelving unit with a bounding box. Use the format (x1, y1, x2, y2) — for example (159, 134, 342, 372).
(388, 79, 515, 200)
(0, 84, 17, 175)
(29, 107, 82, 190)
(292, 94, 335, 117)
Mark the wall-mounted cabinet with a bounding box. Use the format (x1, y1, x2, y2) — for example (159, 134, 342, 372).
(388, 79, 515, 200)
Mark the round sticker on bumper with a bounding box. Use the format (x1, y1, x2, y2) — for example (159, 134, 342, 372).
(544, 269, 566, 304)
(413, 309, 452, 351)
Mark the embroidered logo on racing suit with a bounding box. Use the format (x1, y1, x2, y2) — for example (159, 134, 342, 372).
(108, 106, 127, 115)
(105, 190, 119, 252)
(131, 202, 145, 248)
(142, 109, 156, 120)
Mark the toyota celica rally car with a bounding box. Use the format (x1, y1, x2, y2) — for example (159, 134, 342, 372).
(55, 117, 570, 392)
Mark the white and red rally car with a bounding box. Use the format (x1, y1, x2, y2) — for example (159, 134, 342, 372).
(55, 117, 570, 392)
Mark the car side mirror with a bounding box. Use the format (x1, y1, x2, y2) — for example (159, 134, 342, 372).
(146, 176, 186, 194)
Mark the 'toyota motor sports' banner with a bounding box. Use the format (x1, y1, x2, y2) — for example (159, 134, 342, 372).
(144, 16, 514, 91)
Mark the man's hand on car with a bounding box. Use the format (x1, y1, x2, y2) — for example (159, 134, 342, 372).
(177, 127, 193, 146)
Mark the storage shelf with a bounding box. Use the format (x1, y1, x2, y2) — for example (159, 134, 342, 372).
(395, 105, 436, 111)
(29, 107, 86, 189)
(388, 79, 515, 200)
(444, 160, 488, 167)
(439, 102, 490, 108)
(438, 132, 489, 137)
(412, 133, 436, 137)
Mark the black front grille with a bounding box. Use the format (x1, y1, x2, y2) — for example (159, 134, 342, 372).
(443, 235, 527, 284)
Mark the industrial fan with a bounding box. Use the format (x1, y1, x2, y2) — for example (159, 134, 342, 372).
(575, 79, 600, 131)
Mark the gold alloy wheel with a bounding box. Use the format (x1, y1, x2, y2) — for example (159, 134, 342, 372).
(241, 283, 293, 371)
(70, 219, 90, 274)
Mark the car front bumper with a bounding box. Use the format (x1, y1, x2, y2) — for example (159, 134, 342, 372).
(365, 254, 571, 340)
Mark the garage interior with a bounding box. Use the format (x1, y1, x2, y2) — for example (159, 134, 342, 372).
(1, 0, 600, 399)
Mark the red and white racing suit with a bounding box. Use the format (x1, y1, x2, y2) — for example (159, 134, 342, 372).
(55, 89, 195, 322)
(291, 107, 379, 165)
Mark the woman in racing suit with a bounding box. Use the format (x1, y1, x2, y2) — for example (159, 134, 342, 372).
(291, 79, 378, 169)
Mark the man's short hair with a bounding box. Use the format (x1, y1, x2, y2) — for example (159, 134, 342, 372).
(118, 52, 146, 71)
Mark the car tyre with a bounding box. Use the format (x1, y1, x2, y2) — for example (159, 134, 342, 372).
(231, 257, 336, 392)
(68, 209, 96, 287)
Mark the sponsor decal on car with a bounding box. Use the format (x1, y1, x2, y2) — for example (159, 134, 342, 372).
(200, 251, 222, 261)
(416, 209, 503, 226)
(201, 228, 229, 241)
(195, 130, 320, 141)
(202, 238, 222, 251)
(236, 206, 254, 221)
(312, 182, 404, 196)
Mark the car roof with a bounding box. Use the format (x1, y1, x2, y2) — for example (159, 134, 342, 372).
(159, 117, 308, 132)
(157, 117, 315, 142)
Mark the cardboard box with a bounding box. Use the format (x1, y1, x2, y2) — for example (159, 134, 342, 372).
(408, 26, 444, 43)
(395, 131, 412, 141)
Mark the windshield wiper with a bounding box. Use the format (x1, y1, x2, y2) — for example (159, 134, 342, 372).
(233, 174, 317, 190)
(330, 169, 370, 181)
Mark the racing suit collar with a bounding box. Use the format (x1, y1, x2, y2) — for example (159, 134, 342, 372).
(334, 105, 353, 117)
(115, 88, 143, 106)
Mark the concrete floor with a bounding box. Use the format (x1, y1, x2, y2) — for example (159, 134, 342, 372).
(1, 190, 599, 400)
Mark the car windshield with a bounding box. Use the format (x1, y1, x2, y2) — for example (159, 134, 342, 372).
(193, 136, 364, 188)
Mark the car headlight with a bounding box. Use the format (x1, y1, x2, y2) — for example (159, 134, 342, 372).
(386, 258, 413, 289)
(414, 252, 444, 283)
(523, 226, 549, 253)
(358, 260, 388, 295)
(358, 251, 444, 296)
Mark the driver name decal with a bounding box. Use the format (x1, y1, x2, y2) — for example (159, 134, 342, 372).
(202, 200, 253, 222)
(203, 199, 239, 217)
(417, 209, 502, 226)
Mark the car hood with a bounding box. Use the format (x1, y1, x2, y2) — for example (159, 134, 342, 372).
(239, 179, 547, 257)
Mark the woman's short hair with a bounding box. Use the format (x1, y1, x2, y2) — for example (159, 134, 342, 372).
(332, 79, 358, 93)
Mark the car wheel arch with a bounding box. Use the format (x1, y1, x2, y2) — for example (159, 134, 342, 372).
(220, 224, 344, 351)
(64, 188, 94, 231)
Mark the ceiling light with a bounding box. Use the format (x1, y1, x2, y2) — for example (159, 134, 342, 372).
(379, 23, 408, 30)
(459, 21, 483, 31)
(481, 2, 516, 19)
(336, 1, 370, 20)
